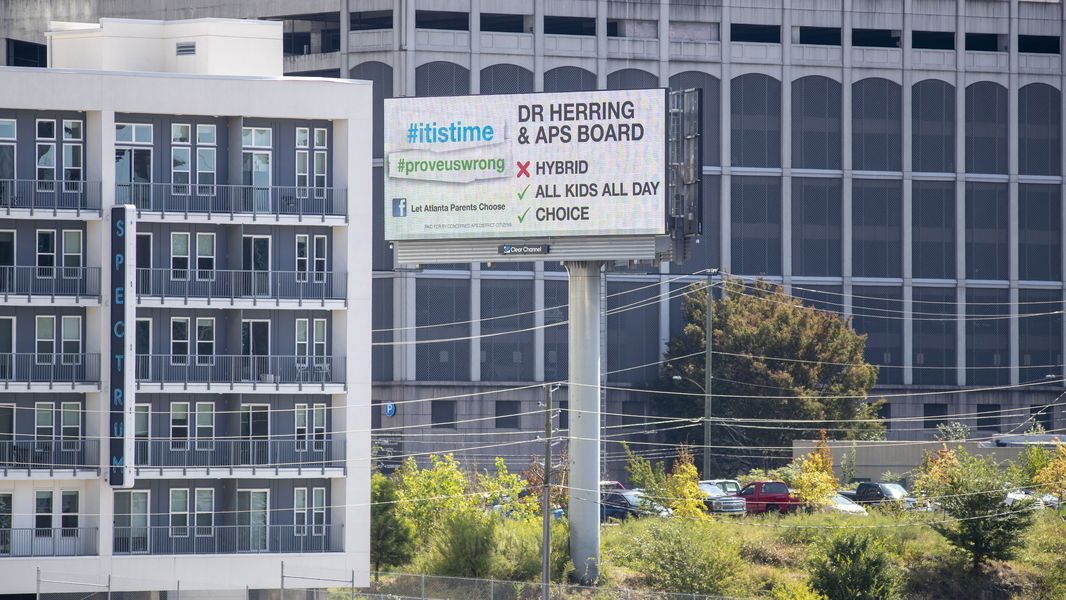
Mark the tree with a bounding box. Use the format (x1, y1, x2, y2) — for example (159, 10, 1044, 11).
(935, 421, 970, 442)
(370, 473, 415, 583)
(395, 453, 475, 542)
(793, 432, 839, 509)
(479, 457, 538, 522)
(1033, 442, 1066, 506)
(659, 278, 883, 475)
(1012, 444, 1053, 487)
(524, 448, 568, 511)
(840, 444, 857, 485)
(918, 446, 1035, 571)
(808, 530, 901, 600)
(624, 444, 707, 518)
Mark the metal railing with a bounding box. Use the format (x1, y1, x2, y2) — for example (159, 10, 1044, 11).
(112, 524, 341, 555)
(120, 183, 345, 219)
(0, 180, 102, 212)
(135, 355, 343, 385)
(135, 437, 343, 469)
(136, 268, 343, 301)
(0, 439, 99, 470)
(0, 266, 100, 299)
(0, 527, 98, 557)
(0, 353, 100, 383)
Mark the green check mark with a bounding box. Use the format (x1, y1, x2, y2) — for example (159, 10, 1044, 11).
(517, 207, 532, 223)
(517, 184, 531, 200)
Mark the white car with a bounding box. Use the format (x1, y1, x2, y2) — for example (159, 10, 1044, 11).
(825, 494, 868, 515)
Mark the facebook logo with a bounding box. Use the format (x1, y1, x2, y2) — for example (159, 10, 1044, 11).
(392, 198, 408, 217)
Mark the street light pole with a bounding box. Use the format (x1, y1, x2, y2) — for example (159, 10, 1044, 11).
(703, 280, 713, 478)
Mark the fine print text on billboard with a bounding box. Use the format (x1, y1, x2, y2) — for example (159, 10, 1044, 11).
(384, 89, 667, 241)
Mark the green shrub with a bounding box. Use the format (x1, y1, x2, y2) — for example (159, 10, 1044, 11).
(808, 530, 901, 600)
(622, 518, 746, 596)
(423, 508, 496, 578)
(769, 579, 827, 600)
(490, 517, 571, 582)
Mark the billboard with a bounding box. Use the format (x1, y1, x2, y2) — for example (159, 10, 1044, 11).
(384, 89, 667, 242)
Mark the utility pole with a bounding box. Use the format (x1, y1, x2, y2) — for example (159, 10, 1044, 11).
(703, 271, 719, 478)
(541, 383, 557, 600)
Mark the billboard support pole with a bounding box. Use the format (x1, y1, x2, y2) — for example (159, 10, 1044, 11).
(565, 260, 603, 585)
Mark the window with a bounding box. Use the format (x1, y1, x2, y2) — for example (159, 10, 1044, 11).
(351, 10, 393, 31)
(171, 318, 190, 365)
(965, 33, 1002, 52)
(296, 235, 309, 282)
(296, 127, 310, 149)
(852, 179, 902, 278)
(37, 229, 55, 278)
(912, 287, 956, 385)
(172, 147, 191, 195)
(495, 400, 521, 429)
(791, 178, 841, 277)
(312, 488, 326, 535)
(431, 400, 457, 428)
(976, 404, 1001, 432)
(62, 230, 82, 278)
(764, 482, 788, 495)
(912, 30, 954, 50)
(36, 120, 56, 191)
(196, 233, 215, 280)
(798, 26, 841, 46)
(966, 82, 1008, 174)
(912, 181, 955, 279)
(415, 10, 469, 31)
(135, 405, 149, 439)
(852, 287, 904, 384)
(294, 403, 326, 451)
(61, 491, 78, 533)
(1020, 289, 1063, 384)
(731, 176, 782, 276)
(196, 124, 216, 145)
(544, 15, 596, 36)
(313, 151, 327, 199)
(171, 124, 191, 144)
(170, 489, 189, 536)
(731, 73, 781, 168)
(0, 119, 15, 140)
(196, 147, 216, 195)
(313, 235, 327, 283)
(791, 76, 842, 170)
(1019, 184, 1061, 281)
(115, 123, 153, 144)
(60, 402, 80, 444)
(313, 319, 327, 363)
(171, 233, 189, 279)
(852, 29, 900, 48)
(195, 403, 214, 450)
(924, 403, 948, 429)
(63, 140, 82, 192)
(731, 24, 780, 43)
(313, 404, 326, 451)
(965, 182, 1008, 280)
(35, 402, 53, 439)
(195, 318, 214, 365)
(852, 78, 902, 171)
(1019, 84, 1062, 176)
(35, 491, 52, 537)
(296, 149, 309, 198)
(912, 79, 955, 173)
(296, 320, 309, 366)
(415, 279, 470, 381)
(171, 403, 189, 450)
(314, 128, 328, 148)
(1019, 35, 1060, 55)
(295, 404, 309, 452)
(241, 127, 272, 148)
(61, 316, 81, 364)
(36, 315, 55, 363)
(195, 488, 213, 536)
(294, 488, 308, 535)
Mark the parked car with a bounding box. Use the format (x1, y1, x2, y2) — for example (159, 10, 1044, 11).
(601, 489, 669, 522)
(1005, 490, 1045, 509)
(703, 479, 741, 495)
(824, 494, 868, 515)
(736, 481, 800, 514)
(699, 482, 747, 515)
(600, 480, 626, 492)
(840, 482, 917, 510)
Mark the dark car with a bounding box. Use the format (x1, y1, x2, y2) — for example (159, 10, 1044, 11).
(736, 481, 801, 514)
(700, 482, 746, 515)
(841, 482, 917, 509)
(601, 490, 669, 522)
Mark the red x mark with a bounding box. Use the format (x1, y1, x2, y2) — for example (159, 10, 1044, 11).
(516, 161, 531, 178)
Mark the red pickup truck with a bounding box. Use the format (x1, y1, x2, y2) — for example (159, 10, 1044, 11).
(736, 481, 801, 514)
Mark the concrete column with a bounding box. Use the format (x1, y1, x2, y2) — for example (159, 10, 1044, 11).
(1008, 0, 1020, 386)
(534, 261, 545, 382)
(405, 0, 417, 95)
(954, 0, 967, 387)
(534, 0, 545, 92)
(566, 260, 603, 585)
(470, 0, 481, 94)
(901, 0, 914, 385)
(720, 1, 732, 272)
(340, 0, 351, 77)
(658, 0, 670, 86)
(658, 263, 670, 358)
(1060, 6, 1066, 384)
(227, 117, 244, 186)
(470, 263, 481, 382)
(781, 0, 793, 290)
(595, 0, 608, 89)
(841, 0, 853, 317)
(395, 273, 417, 381)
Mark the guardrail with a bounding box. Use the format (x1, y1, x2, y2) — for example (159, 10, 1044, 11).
(135, 355, 343, 385)
(0, 353, 100, 383)
(0, 527, 98, 557)
(136, 268, 343, 301)
(119, 183, 345, 219)
(0, 266, 100, 298)
(112, 524, 341, 555)
(135, 438, 343, 469)
(0, 180, 102, 212)
(0, 439, 99, 470)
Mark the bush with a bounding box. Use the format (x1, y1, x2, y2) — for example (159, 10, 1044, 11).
(808, 530, 901, 600)
(423, 508, 496, 578)
(370, 473, 415, 582)
(621, 518, 746, 595)
(490, 517, 571, 582)
(770, 579, 827, 600)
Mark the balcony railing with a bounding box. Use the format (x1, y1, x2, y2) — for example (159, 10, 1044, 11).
(119, 183, 345, 219)
(0, 527, 98, 557)
(0, 439, 99, 470)
(0, 354, 100, 384)
(0, 180, 102, 213)
(136, 268, 344, 302)
(113, 524, 340, 555)
(135, 438, 343, 470)
(0, 266, 100, 299)
(136, 355, 343, 385)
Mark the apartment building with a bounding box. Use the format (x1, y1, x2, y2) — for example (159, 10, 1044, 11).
(7, 0, 1066, 476)
(0, 18, 372, 597)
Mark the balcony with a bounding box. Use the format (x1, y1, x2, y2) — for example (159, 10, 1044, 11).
(121, 184, 347, 225)
(0, 180, 102, 219)
(0, 354, 100, 392)
(135, 355, 345, 394)
(112, 524, 341, 555)
(133, 438, 344, 477)
(0, 528, 98, 557)
(0, 267, 100, 306)
(0, 439, 100, 478)
(136, 268, 345, 310)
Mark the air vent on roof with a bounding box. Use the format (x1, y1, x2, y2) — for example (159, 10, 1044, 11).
(176, 42, 196, 56)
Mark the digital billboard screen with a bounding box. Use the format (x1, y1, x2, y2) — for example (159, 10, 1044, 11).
(384, 88, 667, 241)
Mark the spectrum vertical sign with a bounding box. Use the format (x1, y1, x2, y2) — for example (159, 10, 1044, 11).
(109, 206, 135, 487)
